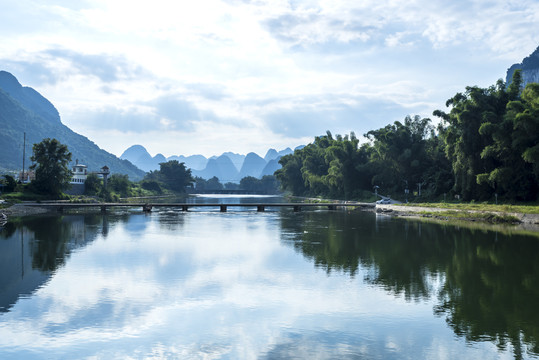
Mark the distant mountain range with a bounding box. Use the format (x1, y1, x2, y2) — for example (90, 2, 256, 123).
(0, 71, 145, 180)
(120, 145, 296, 182)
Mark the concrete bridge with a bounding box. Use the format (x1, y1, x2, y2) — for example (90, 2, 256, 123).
(24, 202, 375, 213)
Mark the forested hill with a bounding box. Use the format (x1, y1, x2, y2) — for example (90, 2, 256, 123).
(0, 71, 145, 180)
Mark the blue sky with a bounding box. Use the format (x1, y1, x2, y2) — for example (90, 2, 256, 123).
(1, 0, 538, 158)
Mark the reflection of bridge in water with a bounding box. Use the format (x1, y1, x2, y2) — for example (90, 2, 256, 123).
(25, 202, 375, 213)
(187, 189, 272, 195)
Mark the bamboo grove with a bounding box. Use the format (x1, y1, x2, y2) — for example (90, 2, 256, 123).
(275, 70, 539, 202)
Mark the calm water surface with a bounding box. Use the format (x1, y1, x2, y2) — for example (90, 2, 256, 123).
(0, 196, 538, 359)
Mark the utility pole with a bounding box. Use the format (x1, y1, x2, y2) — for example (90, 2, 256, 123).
(22, 132, 26, 183)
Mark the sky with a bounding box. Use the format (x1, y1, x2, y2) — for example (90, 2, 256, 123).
(1, 0, 538, 158)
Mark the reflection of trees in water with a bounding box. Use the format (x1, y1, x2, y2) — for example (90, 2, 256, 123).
(0, 215, 109, 313)
(435, 234, 539, 359)
(0, 221, 16, 239)
(280, 211, 539, 358)
(155, 209, 186, 232)
(23, 215, 104, 272)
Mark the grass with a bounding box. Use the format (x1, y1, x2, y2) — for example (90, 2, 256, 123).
(397, 202, 539, 215)
(0, 191, 53, 202)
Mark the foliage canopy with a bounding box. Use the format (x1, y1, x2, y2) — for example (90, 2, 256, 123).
(29, 138, 72, 197)
(276, 71, 538, 202)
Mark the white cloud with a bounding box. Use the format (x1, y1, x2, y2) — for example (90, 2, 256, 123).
(1, 0, 538, 157)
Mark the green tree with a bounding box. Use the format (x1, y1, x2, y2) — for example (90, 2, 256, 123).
(1, 174, 17, 193)
(276, 151, 307, 195)
(260, 175, 280, 194)
(141, 179, 162, 193)
(193, 176, 207, 191)
(109, 174, 131, 198)
(435, 71, 538, 201)
(224, 182, 239, 190)
(516, 83, 539, 183)
(84, 173, 102, 196)
(29, 138, 72, 196)
(206, 176, 223, 191)
(434, 81, 508, 201)
(157, 160, 194, 192)
(240, 176, 258, 192)
(366, 116, 433, 196)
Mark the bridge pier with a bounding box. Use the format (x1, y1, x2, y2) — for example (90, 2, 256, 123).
(220, 205, 227, 212)
(142, 204, 152, 212)
(294, 205, 301, 212)
(100, 205, 107, 213)
(257, 205, 265, 212)
(182, 205, 189, 211)
(328, 205, 337, 210)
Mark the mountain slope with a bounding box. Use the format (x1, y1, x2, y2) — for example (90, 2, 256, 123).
(221, 152, 245, 171)
(0, 71, 145, 180)
(167, 154, 208, 171)
(506, 46, 539, 86)
(239, 152, 267, 179)
(192, 155, 239, 182)
(260, 159, 281, 177)
(120, 145, 168, 172)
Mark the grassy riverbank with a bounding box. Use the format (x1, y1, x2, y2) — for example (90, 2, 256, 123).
(398, 202, 539, 214)
(381, 202, 539, 227)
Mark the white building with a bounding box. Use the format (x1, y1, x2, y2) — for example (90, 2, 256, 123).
(70, 162, 88, 185)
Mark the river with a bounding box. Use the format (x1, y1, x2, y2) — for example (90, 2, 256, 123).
(0, 195, 538, 359)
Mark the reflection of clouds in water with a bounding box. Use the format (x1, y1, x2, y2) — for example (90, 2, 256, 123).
(0, 213, 522, 359)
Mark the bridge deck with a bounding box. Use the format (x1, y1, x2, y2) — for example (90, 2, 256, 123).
(25, 202, 375, 213)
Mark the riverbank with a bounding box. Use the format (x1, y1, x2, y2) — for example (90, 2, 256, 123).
(375, 203, 539, 231)
(1, 203, 53, 217)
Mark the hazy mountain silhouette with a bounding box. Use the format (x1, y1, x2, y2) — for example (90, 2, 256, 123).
(264, 147, 293, 162)
(167, 154, 208, 171)
(0, 71, 145, 179)
(260, 159, 281, 177)
(221, 152, 245, 171)
(239, 152, 267, 179)
(120, 145, 167, 172)
(192, 155, 239, 182)
(119, 144, 297, 181)
(264, 149, 279, 162)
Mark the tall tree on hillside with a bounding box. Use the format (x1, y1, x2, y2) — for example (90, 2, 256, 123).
(30, 138, 72, 196)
